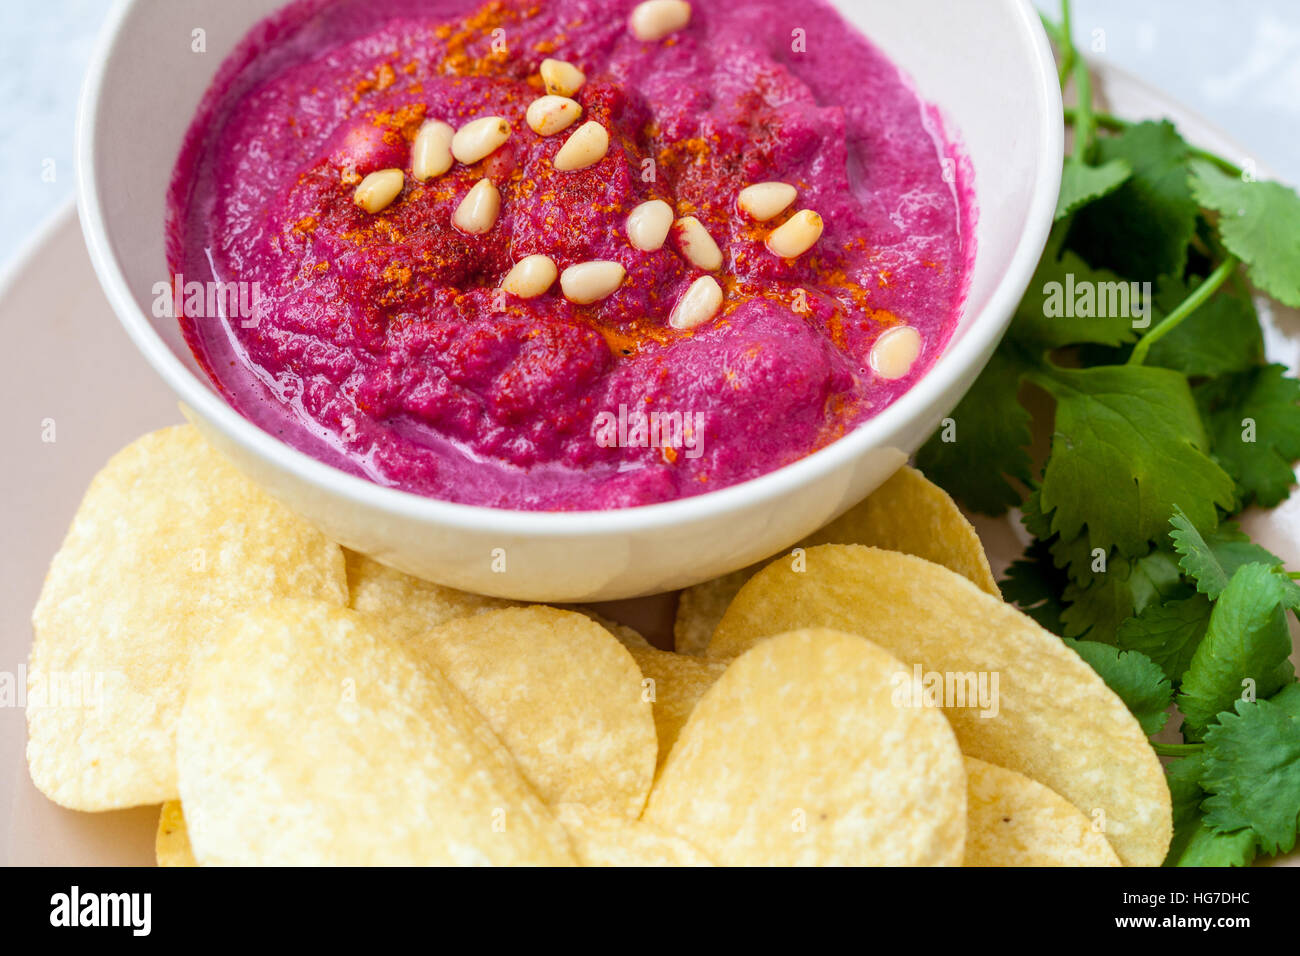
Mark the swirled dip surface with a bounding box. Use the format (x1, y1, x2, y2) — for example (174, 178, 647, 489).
(168, 0, 973, 509)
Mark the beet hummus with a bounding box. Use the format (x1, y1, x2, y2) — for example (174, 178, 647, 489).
(167, 0, 974, 510)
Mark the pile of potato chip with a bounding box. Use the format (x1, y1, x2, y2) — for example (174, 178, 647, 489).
(28, 426, 1171, 866)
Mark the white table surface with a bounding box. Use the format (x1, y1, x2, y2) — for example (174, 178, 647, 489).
(1, 0, 1297, 268)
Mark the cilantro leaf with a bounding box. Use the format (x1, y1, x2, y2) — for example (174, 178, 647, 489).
(1025, 489, 1111, 588)
(1188, 159, 1300, 308)
(1055, 156, 1132, 221)
(1069, 121, 1199, 280)
(1202, 690, 1300, 855)
(1166, 752, 1205, 826)
(1021, 489, 1110, 588)
(1165, 752, 1260, 867)
(1034, 364, 1237, 555)
(1059, 548, 1184, 644)
(1164, 753, 1247, 866)
(1196, 365, 1300, 507)
(1117, 593, 1213, 685)
(1177, 563, 1300, 736)
(1049, 532, 1102, 586)
(1000, 540, 1068, 634)
(915, 346, 1033, 515)
(1019, 487, 1053, 540)
(1269, 681, 1300, 711)
(1173, 821, 1260, 867)
(1009, 246, 1144, 350)
(1272, 681, 1300, 713)
(1062, 639, 1172, 734)
(1169, 507, 1282, 598)
(1144, 278, 1263, 378)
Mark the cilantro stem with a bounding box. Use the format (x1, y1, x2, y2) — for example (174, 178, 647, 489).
(1062, 108, 1245, 177)
(1071, 64, 1095, 162)
(1063, 108, 1126, 133)
(1064, 6, 1096, 162)
(1038, 11, 1063, 45)
(1046, 2, 1092, 159)
(1127, 257, 1240, 366)
(1152, 742, 1205, 756)
(1045, 2, 1074, 89)
(1187, 146, 1242, 177)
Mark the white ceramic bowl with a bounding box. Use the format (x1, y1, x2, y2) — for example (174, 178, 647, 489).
(77, 0, 1061, 602)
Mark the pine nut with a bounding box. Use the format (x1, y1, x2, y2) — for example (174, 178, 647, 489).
(451, 116, 511, 165)
(669, 275, 723, 330)
(560, 260, 626, 304)
(674, 216, 722, 271)
(630, 0, 691, 41)
(453, 178, 501, 234)
(766, 209, 823, 258)
(353, 168, 405, 213)
(526, 95, 583, 136)
(870, 325, 922, 380)
(738, 181, 797, 221)
(626, 199, 674, 251)
(553, 121, 609, 171)
(412, 120, 455, 181)
(540, 58, 585, 97)
(502, 255, 558, 298)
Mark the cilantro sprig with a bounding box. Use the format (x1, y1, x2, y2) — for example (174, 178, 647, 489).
(920, 1, 1300, 866)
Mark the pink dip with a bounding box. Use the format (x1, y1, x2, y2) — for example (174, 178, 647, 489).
(167, 0, 974, 510)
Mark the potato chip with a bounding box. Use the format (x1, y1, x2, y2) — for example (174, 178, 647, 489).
(565, 607, 653, 650)
(177, 600, 575, 865)
(801, 465, 999, 591)
(673, 465, 997, 655)
(346, 550, 514, 639)
(556, 805, 714, 866)
(27, 425, 348, 810)
(673, 567, 752, 657)
(155, 801, 196, 867)
(562, 612, 723, 769)
(404, 607, 656, 818)
(963, 757, 1120, 867)
(623, 644, 726, 770)
(708, 545, 1171, 867)
(646, 629, 966, 865)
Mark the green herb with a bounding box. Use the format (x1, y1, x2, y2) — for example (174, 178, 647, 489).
(1165, 751, 1260, 867)
(1176, 563, 1298, 739)
(1117, 593, 1212, 685)
(1059, 547, 1183, 644)
(1169, 508, 1282, 599)
(1012, 242, 1140, 349)
(1069, 120, 1199, 279)
(1055, 157, 1131, 221)
(1188, 160, 1300, 307)
(914, 347, 1033, 513)
(1196, 365, 1300, 507)
(1143, 276, 1262, 378)
(1202, 686, 1300, 855)
(1031, 364, 1235, 555)
(929, 1, 1300, 866)
(999, 541, 1068, 633)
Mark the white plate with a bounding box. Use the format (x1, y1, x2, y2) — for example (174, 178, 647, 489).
(3, 62, 1297, 865)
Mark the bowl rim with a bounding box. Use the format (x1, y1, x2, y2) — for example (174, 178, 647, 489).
(76, 0, 1063, 539)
